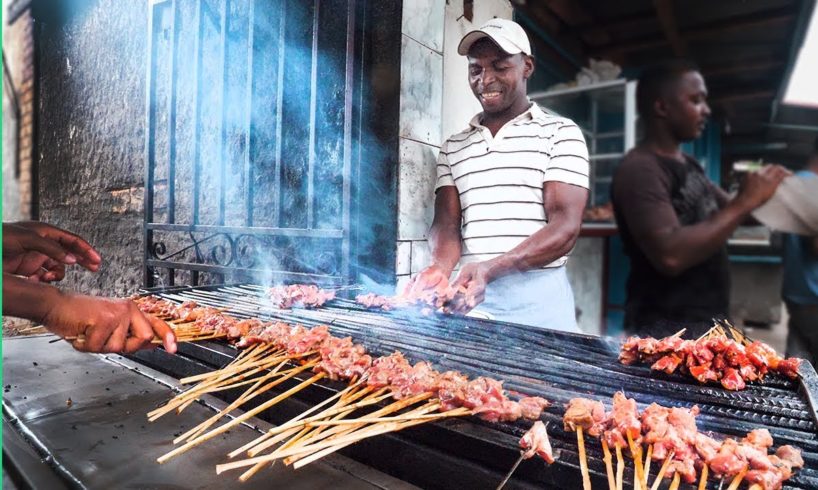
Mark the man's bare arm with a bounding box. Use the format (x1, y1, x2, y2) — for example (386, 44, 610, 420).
(482, 181, 587, 280)
(428, 186, 463, 276)
(632, 165, 789, 276)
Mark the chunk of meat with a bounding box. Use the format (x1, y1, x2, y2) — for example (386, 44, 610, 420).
(520, 421, 554, 464)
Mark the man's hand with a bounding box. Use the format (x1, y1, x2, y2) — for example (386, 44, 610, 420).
(734, 164, 791, 211)
(43, 294, 177, 354)
(447, 262, 491, 314)
(3, 221, 102, 281)
(403, 264, 451, 300)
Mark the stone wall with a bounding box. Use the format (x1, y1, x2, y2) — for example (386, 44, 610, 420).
(35, 0, 147, 296)
(3, 2, 36, 220)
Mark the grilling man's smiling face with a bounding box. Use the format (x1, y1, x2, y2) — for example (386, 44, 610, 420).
(467, 38, 533, 116)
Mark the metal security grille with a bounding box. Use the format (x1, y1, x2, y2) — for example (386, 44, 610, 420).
(143, 0, 401, 288)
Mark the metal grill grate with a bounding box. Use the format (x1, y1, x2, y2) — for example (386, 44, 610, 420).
(134, 284, 818, 489)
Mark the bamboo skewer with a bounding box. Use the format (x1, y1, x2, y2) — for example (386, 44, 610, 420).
(649, 452, 674, 490)
(284, 401, 442, 467)
(615, 444, 624, 490)
(725, 466, 748, 490)
(698, 464, 708, 490)
(147, 359, 297, 421)
(173, 360, 301, 444)
(281, 393, 437, 463)
(626, 432, 645, 490)
(667, 473, 680, 490)
(236, 390, 370, 460)
(228, 380, 369, 458)
(291, 403, 446, 470)
(602, 439, 616, 490)
(217, 393, 435, 474)
(157, 369, 325, 464)
(241, 399, 366, 481)
(245, 388, 392, 455)
(304, 408, 470, 427)
(577, 427, 592, 490)
(642, 445, 652, 490)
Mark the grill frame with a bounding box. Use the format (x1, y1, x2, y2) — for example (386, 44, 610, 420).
(132, 283, 818, 489)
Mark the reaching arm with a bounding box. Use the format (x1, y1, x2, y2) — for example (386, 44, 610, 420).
(405, 186, 462, 297)
(428, 186, 463, 276)
(3, 274, 176, 354)
(619, 164, 790, 277)
(480, 181, 587, 278)
(447, 182, 587, 312)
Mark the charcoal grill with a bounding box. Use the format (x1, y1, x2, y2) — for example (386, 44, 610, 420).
(131, 283, 818, 490)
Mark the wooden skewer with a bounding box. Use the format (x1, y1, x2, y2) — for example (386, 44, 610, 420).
(626, 432, 645, 490)
(615, 444, 624, 490)
(602, 439, 616, 490)
(642, 444, 652, 490)
(577, 427, 592, 490)
(157, 370, 325, 464)
(173, 360, 300, 444)
(304, 407, 470, 427)
(698, 464, 708, 490)
(649, 451, 674, 490)
(245, 389, 393, 455)
(242, 400, 364, 480)
(148, 360, 295, 421)
(495, 452, 526, 490)
(217, 394, 435, 474)
(227, 380, 368, 458)
(725, 466, 748, 490)
(288, 402, 442, 469)
(667, 473, 680, 490)
(281, 393, 436, 461)
(236, 387, 376, 458)
(284, 400, 440, 469)
(747, 485, 762, 490)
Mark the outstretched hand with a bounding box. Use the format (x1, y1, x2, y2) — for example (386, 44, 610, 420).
(44, 294, 177, 354)
(3, 221, 102, 281)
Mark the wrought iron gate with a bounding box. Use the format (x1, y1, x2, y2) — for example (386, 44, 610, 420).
(143, 0, 401, 287)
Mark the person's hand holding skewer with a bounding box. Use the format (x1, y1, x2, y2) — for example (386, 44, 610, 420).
(3, 221, 102, 281)
(42, 292, 177, 354)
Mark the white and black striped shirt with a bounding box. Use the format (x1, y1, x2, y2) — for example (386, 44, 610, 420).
(435, 103, 589, 267)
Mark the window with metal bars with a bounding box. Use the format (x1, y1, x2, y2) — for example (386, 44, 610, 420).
(143, 0, 401, 288)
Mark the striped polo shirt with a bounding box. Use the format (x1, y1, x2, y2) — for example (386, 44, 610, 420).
(435, 102, 589, 268)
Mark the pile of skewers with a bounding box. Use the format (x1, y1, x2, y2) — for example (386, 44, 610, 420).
(137, 294, 555, 481)
(564, 392, 804, 490)
(619, 325, 801, 390)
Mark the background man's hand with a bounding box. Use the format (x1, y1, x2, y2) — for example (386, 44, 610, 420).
(43, 294, 177, 354)
(3, 221, 102, 281)
(403, 264, 451, 300)
(735, 164, 791, 211)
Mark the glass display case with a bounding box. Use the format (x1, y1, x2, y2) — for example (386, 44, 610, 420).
(530, 79, 637, 222)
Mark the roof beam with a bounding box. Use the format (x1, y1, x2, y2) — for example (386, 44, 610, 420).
(702, 59, 784, 78)
(711, 89, 776, 105)
(590, 7, 795, 56)
(652, 0, 688, 57)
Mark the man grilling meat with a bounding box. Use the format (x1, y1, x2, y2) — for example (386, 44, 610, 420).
(405, 19, 589, 331)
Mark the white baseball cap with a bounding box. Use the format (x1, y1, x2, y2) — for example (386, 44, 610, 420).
(457, 18, 532, 56)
